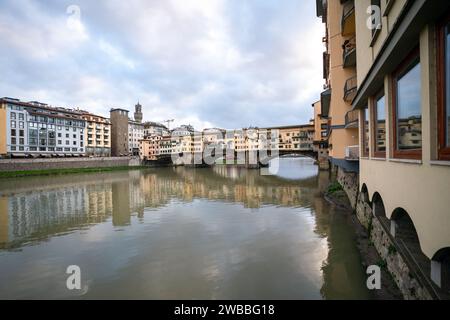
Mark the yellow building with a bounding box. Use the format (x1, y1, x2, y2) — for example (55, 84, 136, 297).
(317, 0, 359, 171)
(345, 0, 450, 297)
(81, 112, 111, 157)
(312, 100, 330, 169)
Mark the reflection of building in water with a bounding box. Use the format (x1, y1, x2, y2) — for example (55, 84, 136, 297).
(0, 197, 8, 244)
(112, 181, 131, 227)
(0, 179, 114, 248)
(0, 166, 319, 248)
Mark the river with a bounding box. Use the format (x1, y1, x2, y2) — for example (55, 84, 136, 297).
(0, 158, 373, 299)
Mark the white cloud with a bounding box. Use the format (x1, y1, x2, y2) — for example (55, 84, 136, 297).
(0, 0, 324, 130)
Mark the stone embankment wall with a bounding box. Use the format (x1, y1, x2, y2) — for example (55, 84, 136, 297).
(336, 166, 434, 300)
(0, 157, 141, 172)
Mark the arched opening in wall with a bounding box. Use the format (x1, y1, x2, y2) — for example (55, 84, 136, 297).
(431, 248, 450, 294)
(371, 192, 389, 228)
(391, 208, 432, 291)
(360, 184, 370, 203)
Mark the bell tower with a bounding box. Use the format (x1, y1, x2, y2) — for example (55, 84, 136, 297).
(134, 102, 143, 123)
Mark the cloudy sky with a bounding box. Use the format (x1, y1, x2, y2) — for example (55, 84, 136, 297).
(0, 0, 324, 130)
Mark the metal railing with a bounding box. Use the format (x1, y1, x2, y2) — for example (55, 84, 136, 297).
(344, 75, 357, 102)
(343, 36, 356, 67)
(345, 109, 359, 128)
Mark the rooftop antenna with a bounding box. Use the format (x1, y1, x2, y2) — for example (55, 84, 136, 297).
(163, 119, 174, 130)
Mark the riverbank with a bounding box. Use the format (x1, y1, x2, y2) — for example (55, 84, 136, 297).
(324, 181, 403, 300)
(0, 165, 151, 179)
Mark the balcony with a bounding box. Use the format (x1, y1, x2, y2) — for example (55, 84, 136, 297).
(341, 0, 355, 36)
(344, 75, 357, 103)
(345, 145, 359, 161)
(343, 36, 356, 68)
(345, 109, 359, 128)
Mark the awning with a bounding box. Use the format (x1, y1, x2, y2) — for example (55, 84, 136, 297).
(320, 88, 331, 118)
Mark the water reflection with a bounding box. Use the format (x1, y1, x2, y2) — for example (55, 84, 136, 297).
(0, 158, 371, 299)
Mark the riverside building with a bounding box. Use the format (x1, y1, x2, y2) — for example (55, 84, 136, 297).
(0, 98, 86, 158)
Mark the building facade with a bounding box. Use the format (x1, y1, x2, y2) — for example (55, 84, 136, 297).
(81, 112, 111, 157)
(143, 121, 169, 138)
(317, 0, 360, 172)
(0, 98, 86, 157)
(312, 100, 330, 169)
(340, 0, 450, 297)
(128, 120, 144, 156)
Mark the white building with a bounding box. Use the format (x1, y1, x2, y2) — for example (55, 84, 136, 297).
(128, 120, 144, 156)
(0, 98, 86, 157)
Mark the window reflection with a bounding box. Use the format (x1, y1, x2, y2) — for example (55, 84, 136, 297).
(363, 108, 369, 156)
(375, 94, 386, 153)
(396, 61, 421, 150)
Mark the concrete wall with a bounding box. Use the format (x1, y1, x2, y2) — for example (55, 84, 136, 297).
(0, 157, 140, 172)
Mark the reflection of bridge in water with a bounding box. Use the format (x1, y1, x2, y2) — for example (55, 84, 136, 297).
(0, 165, 326, 249)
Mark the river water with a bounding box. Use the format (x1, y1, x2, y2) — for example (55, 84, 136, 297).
(0, 158, 372, 299)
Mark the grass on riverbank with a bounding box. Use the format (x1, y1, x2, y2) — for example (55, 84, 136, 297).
(0, 166, 150, 179)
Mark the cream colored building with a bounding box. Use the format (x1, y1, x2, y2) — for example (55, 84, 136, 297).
(81, 112, 111, 157)
(348, 0, 450, 295)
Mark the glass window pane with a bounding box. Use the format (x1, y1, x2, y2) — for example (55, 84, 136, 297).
(396, 61, 421, 150)
(364, 108, 369, 156)
(375, 95, 386, 153)
(446, 24, 450, 146)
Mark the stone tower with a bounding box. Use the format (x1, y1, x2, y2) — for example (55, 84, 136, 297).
(134, 102, 143, 123)
(110, 108, 129, 156)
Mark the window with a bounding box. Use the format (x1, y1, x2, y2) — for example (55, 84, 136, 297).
(11, 137, 16, 145)
(11, 120, 16, 128)
(373, 91, 386, 157)
(11, 129, 16, 136)
(19, 113, 24, 120)
(392, 49, 422, 159)
(11, 112, 16, 119)
(370, 0, 382, 45)
(362, 107, 370, 157)
(438, 14, 450, 160)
